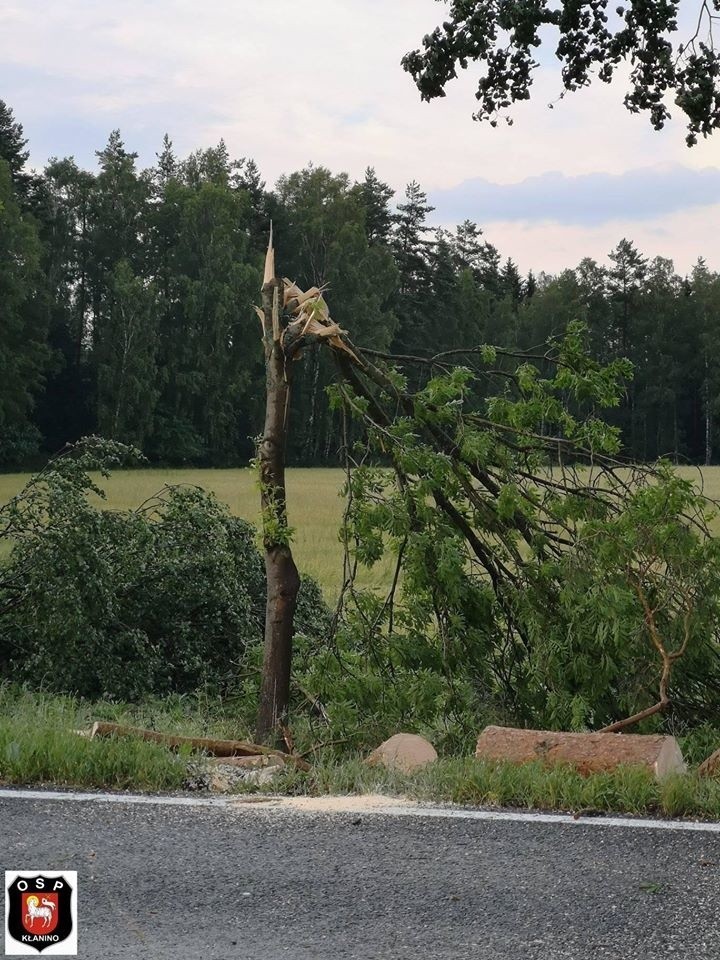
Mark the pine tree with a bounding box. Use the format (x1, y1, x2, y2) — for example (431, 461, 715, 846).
(501, 258, 523, 305)
(391, 181, 435, 356)
(0, 160, 47, 462)
(524, 270, 537, 300)
(0, 101, 30, 189)
(155, 134, 177, 186)
(235, 157, 271, 256)
(355, 167, 395, 245)
(427, 230, 463, 352)
(452, 221, 503, 296)
(453, 220, 484, 272)
(393, 180, 434, 294)
(607, 239, 647, 357)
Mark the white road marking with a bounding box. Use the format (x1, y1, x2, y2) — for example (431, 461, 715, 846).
(0, 788, 229, 808)
(1, 787, 720, 833)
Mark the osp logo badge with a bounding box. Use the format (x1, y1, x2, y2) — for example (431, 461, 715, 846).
(5, 872, 77, 956)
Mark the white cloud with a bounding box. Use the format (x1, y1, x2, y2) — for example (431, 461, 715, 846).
(481, 204, 720, 276)
(3, 0, 720, 272)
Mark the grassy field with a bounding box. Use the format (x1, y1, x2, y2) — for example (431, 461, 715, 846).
(0, 467, 397, 599)
(3, 465, 720, 597)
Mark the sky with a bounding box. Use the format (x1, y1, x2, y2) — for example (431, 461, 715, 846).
(2, 0, 719, 276)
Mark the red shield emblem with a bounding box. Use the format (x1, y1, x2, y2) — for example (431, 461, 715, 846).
(22, 892, 59, 935)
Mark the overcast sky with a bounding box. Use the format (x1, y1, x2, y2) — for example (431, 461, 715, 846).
(2, 0, 719, 275)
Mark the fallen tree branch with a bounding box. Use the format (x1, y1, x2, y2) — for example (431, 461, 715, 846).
(86, 721, 311, 771)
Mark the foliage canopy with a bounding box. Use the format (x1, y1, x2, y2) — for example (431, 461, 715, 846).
(404, 1, 720, 144)
(324, 321, 720, 739)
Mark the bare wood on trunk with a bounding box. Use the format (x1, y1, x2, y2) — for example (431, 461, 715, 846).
(256, 234, 301, 744)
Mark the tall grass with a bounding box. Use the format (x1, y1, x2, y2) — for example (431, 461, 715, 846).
(0, 685, 263, 791)
(2, 686, 720, 818)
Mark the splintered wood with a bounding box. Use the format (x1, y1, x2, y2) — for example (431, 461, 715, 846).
(282, 278, 359, 362)
(255, 227, 359, 362)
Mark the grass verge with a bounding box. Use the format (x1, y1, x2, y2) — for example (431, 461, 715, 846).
(259, 756, 720, 820)
(3, 686, 720, 820)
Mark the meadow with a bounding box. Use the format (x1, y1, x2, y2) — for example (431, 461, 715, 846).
(0, 467, 398, 599)
(3, 464, 720, 598)
(0, 467, 720, 603)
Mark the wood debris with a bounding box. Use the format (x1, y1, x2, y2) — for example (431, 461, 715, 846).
(84, 721, 311, 770)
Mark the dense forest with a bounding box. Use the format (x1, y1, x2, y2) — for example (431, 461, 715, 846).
(2, 99, 720, 470)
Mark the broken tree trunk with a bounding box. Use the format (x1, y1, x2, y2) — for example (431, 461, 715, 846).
(256, 233, 301, 743)
(251, 230, 364, 742)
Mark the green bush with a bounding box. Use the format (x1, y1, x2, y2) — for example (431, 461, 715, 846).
(0, 439, 329, 699)
(0, 424, 42, 467)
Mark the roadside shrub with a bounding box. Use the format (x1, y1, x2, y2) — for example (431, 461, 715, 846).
(0, 438, 329, 699)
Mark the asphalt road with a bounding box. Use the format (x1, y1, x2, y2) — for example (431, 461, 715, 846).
(2, 792, 720, 960)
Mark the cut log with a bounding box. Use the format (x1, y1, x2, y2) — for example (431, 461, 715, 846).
(366, 733, 438, 774)
(697, 748, 720, 778)
(88, 721, 310, 771)
(475, 725, 686, 780)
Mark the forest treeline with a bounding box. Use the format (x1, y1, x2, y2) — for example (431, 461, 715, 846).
(2, 99, 720, 469)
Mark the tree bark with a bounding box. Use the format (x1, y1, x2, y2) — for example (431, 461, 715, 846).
(705, 356, 712, 466)
(256, 276, 301, 743)
(475, 726, 686, 779)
